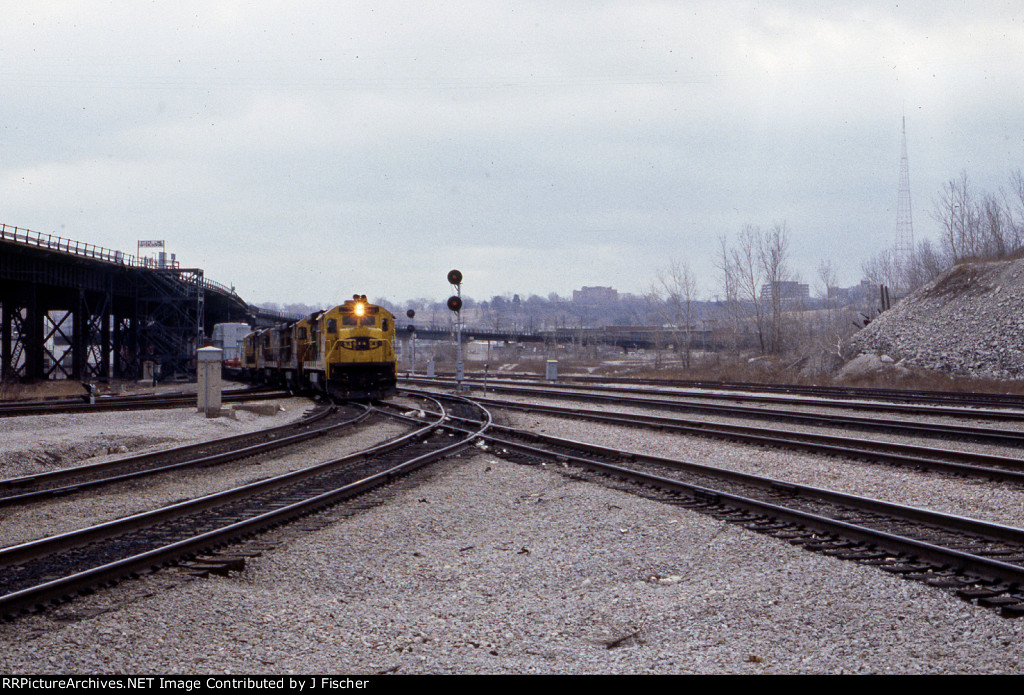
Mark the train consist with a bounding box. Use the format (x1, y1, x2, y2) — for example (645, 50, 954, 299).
(226, 295, 397, 400)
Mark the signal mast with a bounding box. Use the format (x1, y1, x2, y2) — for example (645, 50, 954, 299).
(446, 269, 464, 391)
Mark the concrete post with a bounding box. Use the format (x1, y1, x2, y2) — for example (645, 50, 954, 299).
(197, 346, 223, 418)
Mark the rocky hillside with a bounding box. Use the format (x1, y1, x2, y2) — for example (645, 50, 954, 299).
(844, 257, 1024, 381)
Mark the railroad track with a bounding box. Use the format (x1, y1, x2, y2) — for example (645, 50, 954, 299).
(404, 375, 1024, 423)
(13, 377, 1024, 621)
(404, 377, 1024, 446)
(422, 370, 1024, 410)
(461, 393, 1024, 484)
(564, 374, 1024, 409)
(426, 400, 1024, 617)
(0, 387, 291, 418)
(0, 393, 491, 619)
(0, 403, 370, 505)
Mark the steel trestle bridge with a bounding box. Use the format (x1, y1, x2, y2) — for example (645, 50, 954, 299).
(0, 224, 282, 383)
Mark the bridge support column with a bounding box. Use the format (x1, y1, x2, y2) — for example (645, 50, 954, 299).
(72, 301, 84, 380)
(0, 297, 11, 381)
(22, 284, 44, 382)
(0, 288, 36, 382)
(73, 289, 113, 381)
(113, 312, 137, 380)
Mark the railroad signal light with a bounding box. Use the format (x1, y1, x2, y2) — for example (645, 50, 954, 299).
(406, 309, 416, 319)
(445, 270, 465, 390)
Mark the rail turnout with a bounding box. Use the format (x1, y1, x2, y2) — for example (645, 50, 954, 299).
(8, 373, 1024, 622)
(0, 393, 490, 618)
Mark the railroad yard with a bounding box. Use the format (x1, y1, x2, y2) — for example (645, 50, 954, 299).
(2, 376, 1024, 674)
(6, 0, 1024, 678)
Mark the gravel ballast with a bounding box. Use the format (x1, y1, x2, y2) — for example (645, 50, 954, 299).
(2, 405, 1024, 674)
(845, 257, 1024, 380)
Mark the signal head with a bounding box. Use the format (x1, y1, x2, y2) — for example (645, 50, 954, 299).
(447, 295, 463, 313)
(447, 269, 463, 286)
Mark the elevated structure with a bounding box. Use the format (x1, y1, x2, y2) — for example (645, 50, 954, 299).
(396, 323, 712, 350)
(0, 224, 252, 382)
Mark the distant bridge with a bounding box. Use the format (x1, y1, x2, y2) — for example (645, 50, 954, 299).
(397, 323, 712, 350)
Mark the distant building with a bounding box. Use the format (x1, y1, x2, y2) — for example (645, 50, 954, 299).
(573, 286, 619, 304)
(759, 281, 809, 305)
(827, 280, 875, 307)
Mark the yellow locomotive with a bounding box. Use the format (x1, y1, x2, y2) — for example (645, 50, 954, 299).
(240, 295, 396, 399)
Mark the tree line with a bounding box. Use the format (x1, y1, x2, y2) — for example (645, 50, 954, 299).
(864, 169, 1024, 293)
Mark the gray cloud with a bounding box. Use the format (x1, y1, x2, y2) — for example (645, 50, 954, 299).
(2, 1, 1023, 305)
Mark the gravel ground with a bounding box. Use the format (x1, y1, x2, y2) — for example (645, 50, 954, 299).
(2, 401, 1024, 674)
(0, 397, 313, 480)
(0, 400, 411, 547)
(500, 410, 1024, 529)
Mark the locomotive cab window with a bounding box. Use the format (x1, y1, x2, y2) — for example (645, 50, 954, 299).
(327, 319, 337, 333)
(342, 315, 357, 326)
(382, 319, 389, 331)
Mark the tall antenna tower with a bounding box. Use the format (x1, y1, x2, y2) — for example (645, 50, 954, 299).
(895, 115, 914, 282)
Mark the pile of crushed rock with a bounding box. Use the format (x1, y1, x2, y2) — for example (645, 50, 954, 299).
(842, 257, 1024, 382)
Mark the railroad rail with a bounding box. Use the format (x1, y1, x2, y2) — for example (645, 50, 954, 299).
(0, 404, 373, 505)
(405, 379, 1024, 447)
(0, 387, 291, 418)
(428, 370, 1024, 410)
(457, 393, 1024, 484)
(404, 375, 1024, 423)
(429, 399, 1024, 617)
(0, 393, 491, 618)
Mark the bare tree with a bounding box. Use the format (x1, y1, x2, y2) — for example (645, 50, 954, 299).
(812, 258, 854, 359)
(731, 225, 767, 353)
(760, 223, 791, 353)
(815, 259, 838, 308)
(902, 238, 948, 291)
(927, 168, 1024, 270)
(816, 258, 838, 333)
(712, 234, 741, 355)
(1002, 169, 1024, 242)
(932, 171, 978, 261)
(650, 259, 699, 368)
(861, 247, 901, 298)
(980, 192, 1011, 258)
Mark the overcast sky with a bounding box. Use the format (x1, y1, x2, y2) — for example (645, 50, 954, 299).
(2, 1, 1023, 307)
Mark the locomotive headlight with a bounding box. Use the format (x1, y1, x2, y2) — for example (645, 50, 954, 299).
(354, 302, 366, 317)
